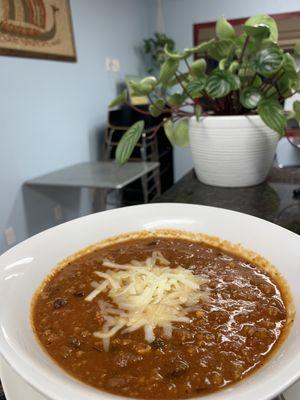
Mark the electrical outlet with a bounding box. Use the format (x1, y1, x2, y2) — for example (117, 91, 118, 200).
(105, 57, 111, 71)
(111, 58, 120, 72)
(4, 227, 16, 246)
(54, 205, 63, 221)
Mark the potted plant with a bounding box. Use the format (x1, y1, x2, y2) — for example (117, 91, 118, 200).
(109, 15, 300, 187)
(143, 32, 175, 74)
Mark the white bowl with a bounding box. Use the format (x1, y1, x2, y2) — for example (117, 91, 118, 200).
(0, 203, 299, 400)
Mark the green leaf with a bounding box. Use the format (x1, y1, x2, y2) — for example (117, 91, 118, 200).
(254, 46, 283, 76)
(235, 33, 246, 49)
(160, 58, 179, 86)
(166, 72, 189, 88)
(164, 44, 191, 60)
(235, 33, 262, 58)
(295, 41, 300, 56)
(190, 59, 207, 77)
(240, 87, 262, 109)
(282, 53, 298, 80)
(167, 93, 186, 107)
(257, 99, 285, 135)
(109, 90, 127, 108)
(208, 39, 234, 61)
(293, 71, 300, 91)
(228, 61, 239, 73)
(216, 16, 236, 40)
(219, 58, 229, 70)
(286, 111, 296, 120)
(230, 74, 241, 90)
(277, 75, 292, 97)
(245, 15, 278, 42)
(164, 120, 175, 146)
(206, 70, 238, 98)
(195, 104, 202, 121)
(243, 24, 270, 39)
(115, 121, 144, 164)
(140, 76, 158, 88)
(186, 78, 206, 98)
(149, 99, 164, 117)
(238, 64, 256, 79)
(185, 40, 213, 54)
(174, 118, 189, 147)
(163, 118, 189, 147)
(252, 75, 263, 88)
(130, 80, 154, 95)
(293, 100, 300, 121)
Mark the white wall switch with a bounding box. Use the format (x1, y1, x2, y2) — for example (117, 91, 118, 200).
(111, 59, 120, 72)
(54, 205, 63, 221)
(4, 227, 16, 246)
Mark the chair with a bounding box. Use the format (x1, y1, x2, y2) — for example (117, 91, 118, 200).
(104, 105, 162, 205)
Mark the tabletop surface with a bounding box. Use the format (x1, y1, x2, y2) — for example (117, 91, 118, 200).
(25, 161, 160, 190)
(157, 167, 300, 235)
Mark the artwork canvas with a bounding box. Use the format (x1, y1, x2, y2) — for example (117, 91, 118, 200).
(0, 0, 76, 61)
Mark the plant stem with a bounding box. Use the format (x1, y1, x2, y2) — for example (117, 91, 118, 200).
(184, 59, 192, 74)
(126, 103, 152, 116)
(175, 72, 194, 101)
(262, 68, 285, 98)
(215, 97, 225, 113)
(249, 73, 257, 86)
(147, 95, 154, 105)
(127, 101, 191, 117)
(238, 35, 250, 64)
(150, 115, 173, 138)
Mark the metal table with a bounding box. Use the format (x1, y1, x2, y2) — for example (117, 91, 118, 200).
(25, 161, 160, 211)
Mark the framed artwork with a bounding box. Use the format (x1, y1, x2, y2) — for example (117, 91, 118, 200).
(0, 0, 76, 61)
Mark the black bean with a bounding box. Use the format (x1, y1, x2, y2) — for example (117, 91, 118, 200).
(92, 345, 103, 352)
(150, 338, 165, 350)
(53, 298, 68, 309)
(74, 290, 84, 297)
(146, 240, 159, 246)
(164, 360, 190, 378)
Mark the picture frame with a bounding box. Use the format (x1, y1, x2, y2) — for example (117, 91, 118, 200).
(0, 0, 77, 62)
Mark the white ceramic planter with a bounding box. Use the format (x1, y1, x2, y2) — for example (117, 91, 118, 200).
(189, 115, 280, 187)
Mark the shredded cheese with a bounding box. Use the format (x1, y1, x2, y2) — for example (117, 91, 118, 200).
(85, 251, 209, 350)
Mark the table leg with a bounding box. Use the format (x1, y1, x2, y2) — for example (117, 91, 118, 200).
(93, 189, 107, 212)
(115, 189, 122, 208)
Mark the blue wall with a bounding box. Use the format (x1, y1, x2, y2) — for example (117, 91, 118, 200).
(162, 0, 300, 180)
(0, 0, 154, 254)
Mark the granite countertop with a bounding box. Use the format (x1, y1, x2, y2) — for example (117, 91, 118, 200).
(157, 167, 300, 235)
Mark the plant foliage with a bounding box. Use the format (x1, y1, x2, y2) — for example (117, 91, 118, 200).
(143, 32, 175, 74)
(109, 15, 300, 163)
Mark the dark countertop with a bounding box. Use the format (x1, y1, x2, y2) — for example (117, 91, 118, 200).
(157, 167, 300, 235)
